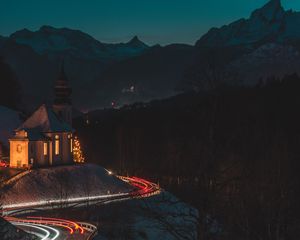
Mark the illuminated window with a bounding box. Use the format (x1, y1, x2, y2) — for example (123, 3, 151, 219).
(70, 138, 73, 152)
(55, 135, 60, 155)
(43, 142, 48, 156)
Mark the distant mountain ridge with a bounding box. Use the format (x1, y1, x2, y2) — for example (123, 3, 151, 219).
(0, 26, 150, 111)
(190, 0, 300, 88)
(197, 0, 300, 48)
(2, 0, 300, 111)
(9, 25, 149, 61)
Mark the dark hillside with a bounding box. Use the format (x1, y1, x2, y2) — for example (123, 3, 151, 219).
(75, 74, 300, 239)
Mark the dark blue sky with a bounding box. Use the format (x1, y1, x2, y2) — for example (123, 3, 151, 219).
(0, 0, 299, 45)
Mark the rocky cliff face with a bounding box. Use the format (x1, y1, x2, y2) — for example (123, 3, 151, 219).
(196, 0, 300, 47)
(189, 0, 300, 89)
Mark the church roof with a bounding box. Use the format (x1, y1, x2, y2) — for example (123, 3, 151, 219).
(26, 128, 51, 141)
(17, 104, 72, 133)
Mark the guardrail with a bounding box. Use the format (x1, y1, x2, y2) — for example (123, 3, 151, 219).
(78, 222, 98, 240)
(1, 170, 31, 187)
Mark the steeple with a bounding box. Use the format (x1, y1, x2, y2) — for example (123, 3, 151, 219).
(53, 60, 72, 125)
(54, 61, 72, 106)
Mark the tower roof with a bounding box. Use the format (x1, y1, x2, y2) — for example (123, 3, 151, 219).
(57, 60, 68, 83)
(54, 60, 72, 105)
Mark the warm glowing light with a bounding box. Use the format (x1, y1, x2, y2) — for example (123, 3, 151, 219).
(55, 135, 59, 155)
(43, 142, 48, 156)
(73, 136, 84, 163)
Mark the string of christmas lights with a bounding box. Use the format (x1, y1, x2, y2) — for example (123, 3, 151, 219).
(73, 136, 85, 163)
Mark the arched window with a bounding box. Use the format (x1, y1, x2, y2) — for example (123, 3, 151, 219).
(55, 135, 60, 155)
(68, 134, 73, 153)
(43, 142, 48, 156)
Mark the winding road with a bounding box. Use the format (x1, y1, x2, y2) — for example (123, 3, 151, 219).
(3, 175, 161, 240)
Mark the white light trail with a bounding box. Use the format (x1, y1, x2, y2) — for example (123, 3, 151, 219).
(39, 224, 60, 240)
(3, 192, 129, 209)
(13, 222, 50, 240)
(13, 222, 60, 240)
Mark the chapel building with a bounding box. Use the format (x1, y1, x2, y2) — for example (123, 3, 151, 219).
(9, 64, 73, 168)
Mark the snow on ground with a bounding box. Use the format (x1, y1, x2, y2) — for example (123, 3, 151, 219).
(0, 106, 21, 147)
(131, 192, 198, 240)
(92, 191, 198, 240)
(0, 217, 37, 240)
(2, 164, 134, 206)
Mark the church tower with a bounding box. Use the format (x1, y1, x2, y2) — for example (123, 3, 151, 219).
(53, 62, 72, 125)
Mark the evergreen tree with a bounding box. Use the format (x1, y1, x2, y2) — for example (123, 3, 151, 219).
(73, 136, 85, 163)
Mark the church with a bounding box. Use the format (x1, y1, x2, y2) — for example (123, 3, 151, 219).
(9, 64, 74, 168)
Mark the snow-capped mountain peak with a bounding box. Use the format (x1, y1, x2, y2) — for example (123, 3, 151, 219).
(196, 0, 294, 47)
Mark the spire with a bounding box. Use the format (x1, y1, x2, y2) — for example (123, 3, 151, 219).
(54, 60, 72, 106)
(58, 59, 68, 83)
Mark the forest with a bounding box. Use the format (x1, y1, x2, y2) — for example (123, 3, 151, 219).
(74, 75, 300, 240)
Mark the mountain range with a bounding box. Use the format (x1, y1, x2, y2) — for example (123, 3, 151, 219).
(197, 0, 300, 47)
(0, 26, 149, 111)
(1, 0, 300, 111)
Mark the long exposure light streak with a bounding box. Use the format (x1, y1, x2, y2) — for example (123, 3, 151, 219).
(12, 222, 51, 240)
(2, 192, 129, 209)
(27, 216, 84, 234)
(5, 175, 160, 240)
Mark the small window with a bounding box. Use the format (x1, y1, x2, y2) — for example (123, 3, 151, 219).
(43, 142, 48, 156)
(70, 138, 73, 153)
(55, 135, 60, 155)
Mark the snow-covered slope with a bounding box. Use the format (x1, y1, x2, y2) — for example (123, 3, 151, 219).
(0, 106, 21, 147)
(197, 0, 300, 47)
(131, 192, 198, 240)
(91, 191, 198, 240)
(2, 164, 134, 206)
(188, 0, 300, 88)
(230, 43, 300, 85)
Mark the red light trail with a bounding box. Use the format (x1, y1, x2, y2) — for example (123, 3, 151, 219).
(4, 175, 161, 239)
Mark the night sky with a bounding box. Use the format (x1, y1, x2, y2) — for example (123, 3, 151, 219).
(0, 0, 299, 45)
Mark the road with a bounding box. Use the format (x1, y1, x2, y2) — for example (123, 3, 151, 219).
(0, 167, 23, 183)
(3, 175, 161, 240)
(6, 216, 93, 240)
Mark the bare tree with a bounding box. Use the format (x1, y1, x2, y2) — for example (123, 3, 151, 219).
(138, 193, 199, 240)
